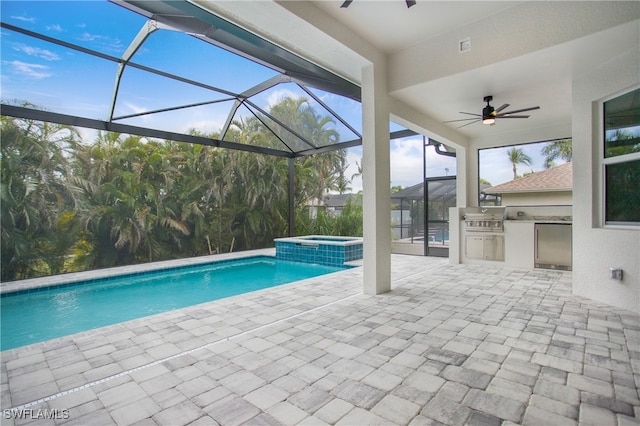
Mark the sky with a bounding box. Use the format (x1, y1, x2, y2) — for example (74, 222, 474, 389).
(479, 141, 568, 187)
(1, 0, 561, 194)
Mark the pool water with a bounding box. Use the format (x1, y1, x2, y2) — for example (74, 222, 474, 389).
(1, 256, 347, 350)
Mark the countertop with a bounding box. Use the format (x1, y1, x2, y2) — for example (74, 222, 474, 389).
(505, 217, 572, 224)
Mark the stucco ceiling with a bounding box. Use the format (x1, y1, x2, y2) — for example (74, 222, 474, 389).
(312, 0, 520, 54)
(308, 1, 639, 143)
(187, 0, 638, 145)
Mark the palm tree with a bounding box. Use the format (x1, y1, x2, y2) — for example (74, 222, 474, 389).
(223, 116, 291, 248)
(229, 96, 348, 242)
(2, 96, 356, 279)
(604, 129, 638, 157)
(168, 137, 235, 255)
(73, 133, 190, 268)
(351, 160, 363, 182)
(1, 114, 80, 280)
(267, 96, 343, 201)
(335, 169, 352, 194)
(507, 147, 533, 180)
(229, 150, 289, 249)
(541, 139, 572, 168)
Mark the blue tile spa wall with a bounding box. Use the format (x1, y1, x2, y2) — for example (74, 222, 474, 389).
(276, 241, 362, 266)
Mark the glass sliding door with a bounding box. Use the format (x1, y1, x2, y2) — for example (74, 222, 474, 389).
(424, 177, 456, 257)
(390, 135, 457, 256)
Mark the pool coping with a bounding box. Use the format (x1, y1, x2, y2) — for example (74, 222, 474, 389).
(0, 248, 364, 352)
(0, 248, 364, 353)
(274, 235, 364, 246)
(1, 248, 370, 411)
(0, 249, 277, 295)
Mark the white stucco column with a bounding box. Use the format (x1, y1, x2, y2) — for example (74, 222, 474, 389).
(361, 62, 391, 295)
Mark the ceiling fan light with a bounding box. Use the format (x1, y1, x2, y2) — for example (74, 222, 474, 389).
(444, 95, 539, 128)
(482, 104, 495, 124)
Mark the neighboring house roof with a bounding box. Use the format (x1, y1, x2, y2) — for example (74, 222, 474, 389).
(323, 193, 356, 208)
(485, 162, 573, 194)
(390, 179, 489, 203)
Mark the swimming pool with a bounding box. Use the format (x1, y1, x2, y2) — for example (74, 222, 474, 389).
(1, 256, 349, 351)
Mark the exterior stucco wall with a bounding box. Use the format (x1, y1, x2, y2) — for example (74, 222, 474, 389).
(572, 49, 640, 314)
(500, 191, 572, 206)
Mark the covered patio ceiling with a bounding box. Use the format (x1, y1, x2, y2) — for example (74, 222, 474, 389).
(250, 1, 638, 146)
(0, 0, 373, 159)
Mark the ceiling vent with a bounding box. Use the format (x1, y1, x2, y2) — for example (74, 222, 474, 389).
(459, 37, 471, 53)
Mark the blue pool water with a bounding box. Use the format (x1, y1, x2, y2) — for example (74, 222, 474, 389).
(1, 256, 348, 350)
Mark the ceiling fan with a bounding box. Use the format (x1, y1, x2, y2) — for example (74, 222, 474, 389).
(444, 96, 540, 128)
(341, 0, 416, 8)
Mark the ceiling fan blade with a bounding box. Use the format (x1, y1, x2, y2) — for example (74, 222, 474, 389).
(443, 117, 482, 123)
(498, 106, 540, 116)
(406, 0, 417, 7)
(496, 115, 530, 119)
(458, 112, 482, 117)
(494, 103, 510, 114)
(457, 119, 481, 128)
(340, 0, 353, 8)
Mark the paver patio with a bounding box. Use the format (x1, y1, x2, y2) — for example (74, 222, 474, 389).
(1, 252, 638, 425)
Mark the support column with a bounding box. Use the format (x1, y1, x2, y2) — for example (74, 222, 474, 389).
(361, 62, 391, 295)
(288, 157, 295, 237)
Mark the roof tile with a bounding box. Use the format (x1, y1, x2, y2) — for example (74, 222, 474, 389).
(485, 162, 572, 194)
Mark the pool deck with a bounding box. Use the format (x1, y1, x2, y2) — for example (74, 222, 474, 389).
(1, 251, 639, 425)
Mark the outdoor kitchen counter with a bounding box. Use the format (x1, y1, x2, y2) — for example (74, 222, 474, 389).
(504, 218, 572, 224)
(452, 206, 572, 269)
(503, 220, 536, 268)
(503, 218, 572, 269)
(504, 213, 572, 223)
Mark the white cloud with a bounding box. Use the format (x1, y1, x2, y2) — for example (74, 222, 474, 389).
(78, 32, 99, 42)
(77, 32, 124, 53)
(124, 102, 147, 114)
(265, 89, 299, 109)
(123, 102, 148, 118)
(424, 145, 457, 178)
(76, 127, 99, 144)
(46, 24, 63, 32)
(11, 15, 36, 24)
(13, 43, 60, 61)
(344, 138, 458, 193)
(390, 138, 424, 188)
(9, 60, 52, 79)
(182, 119, 225, 136)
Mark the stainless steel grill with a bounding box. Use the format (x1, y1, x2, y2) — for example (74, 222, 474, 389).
(464, 213, 504, 232)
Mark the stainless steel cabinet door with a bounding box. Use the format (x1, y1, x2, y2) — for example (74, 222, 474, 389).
(535, 224, 572, 270)
(465, 236, 484, 259)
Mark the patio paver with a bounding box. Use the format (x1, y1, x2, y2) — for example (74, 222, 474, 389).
(1, 252, 638, 425)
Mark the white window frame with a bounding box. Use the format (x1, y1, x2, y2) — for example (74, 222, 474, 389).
(600, 85, 640, 228)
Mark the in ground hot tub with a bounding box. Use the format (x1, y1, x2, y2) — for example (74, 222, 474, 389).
(274, 235, 363, 266)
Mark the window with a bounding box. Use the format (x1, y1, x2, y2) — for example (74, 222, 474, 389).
(478, 139, 572, 206)
(602, 87, 640, 225)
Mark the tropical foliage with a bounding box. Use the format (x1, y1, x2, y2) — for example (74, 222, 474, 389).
(1, 114, 81, 280)
(506, 147, 533, 180)
(295, 194, 363, 237)
(541, 139, 572, 168)
(1, 97, 363, 281)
